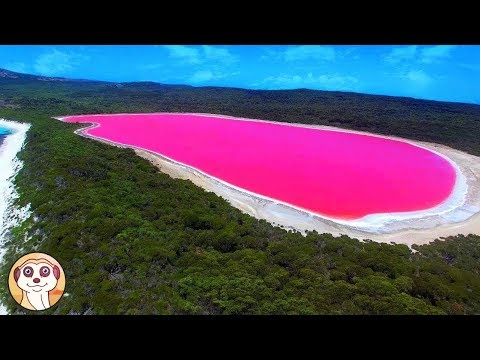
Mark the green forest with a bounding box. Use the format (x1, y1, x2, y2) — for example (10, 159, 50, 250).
(1, 69, 480, 315)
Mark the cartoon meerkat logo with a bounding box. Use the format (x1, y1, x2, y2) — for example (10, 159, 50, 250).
(9, 253, 65, 311)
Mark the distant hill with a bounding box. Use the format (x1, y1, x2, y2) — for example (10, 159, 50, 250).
(1, 67, 480, 156)
(0, 68, 102, 83)
(0, 68, 191, 88)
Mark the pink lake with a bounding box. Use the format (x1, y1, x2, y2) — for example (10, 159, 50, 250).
(62, 113, 457, 220)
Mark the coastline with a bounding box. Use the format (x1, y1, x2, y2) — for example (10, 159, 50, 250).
(0, 119, 31, 315)
(56, 113, 480, 246)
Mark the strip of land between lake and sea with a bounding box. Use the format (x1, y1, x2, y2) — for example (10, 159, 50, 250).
(0, 119, 31, 315)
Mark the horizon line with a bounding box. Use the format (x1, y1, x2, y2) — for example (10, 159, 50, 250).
(1, 67, 479, 107)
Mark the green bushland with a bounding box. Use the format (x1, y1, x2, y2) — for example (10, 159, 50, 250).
(1, 73, 479, 314)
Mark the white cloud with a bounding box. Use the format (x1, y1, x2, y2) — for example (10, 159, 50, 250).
(401, 70, 432, 85)
(259, 74, 303, 86)
(190, 70, 215, 83)
(420, 45, 457, 64)
(260, 49, 278, 61)
(384, 46, 418, 64)
(202, 45, 237, 64)
(3, 62, 27, 73)
(384, 45, 457, 65)
(339, 47, 360, 60)
(253, 72, 358, 90)
(316, 74, 359, 88)
(163, 45, 201, 64)
(283, 46, 336, 62)
(162, 45, 236, 65)
(34, 49, 89, 76)
(188, 70, 240, 84)
(260, 46, 336, 62)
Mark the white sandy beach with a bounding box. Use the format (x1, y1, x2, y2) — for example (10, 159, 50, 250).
(0, 119, 31, 315)
(58, 113, 480, 246)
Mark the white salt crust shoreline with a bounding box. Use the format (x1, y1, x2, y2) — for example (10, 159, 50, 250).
(56, 113, 480, 246)
(0, 119, 31, 315)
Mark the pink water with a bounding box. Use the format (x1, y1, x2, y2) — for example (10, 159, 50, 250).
(63, 113, 456, 220)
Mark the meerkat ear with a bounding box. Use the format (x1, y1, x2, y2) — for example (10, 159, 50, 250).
(14, 267, 21, 282)
(53, 265, 61, 280)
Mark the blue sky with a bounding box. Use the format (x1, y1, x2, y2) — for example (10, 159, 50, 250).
(1, 45, 479, 104)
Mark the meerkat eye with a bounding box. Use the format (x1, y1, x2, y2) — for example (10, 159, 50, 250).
(23, 266, 33, 277)
(40, 266, 50, 277)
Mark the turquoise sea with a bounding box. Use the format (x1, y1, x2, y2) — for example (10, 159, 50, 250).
(0, 126, 12, 146)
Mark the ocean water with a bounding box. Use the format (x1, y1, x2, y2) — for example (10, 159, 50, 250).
(0, 127, 13, 136)
(0, 127, 12, 149)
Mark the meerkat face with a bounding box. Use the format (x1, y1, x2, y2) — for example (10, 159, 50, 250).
(14, 260, 60, 293)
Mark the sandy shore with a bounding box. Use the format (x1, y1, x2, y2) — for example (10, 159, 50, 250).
(59, 113, 480, 246)
(0, 119, 31, 315)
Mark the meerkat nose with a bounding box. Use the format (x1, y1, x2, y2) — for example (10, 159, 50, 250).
(33, 278, 40, 283)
